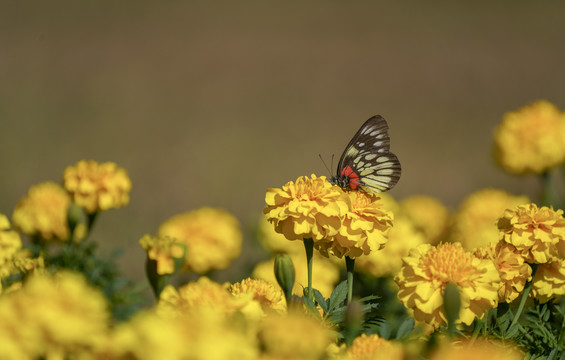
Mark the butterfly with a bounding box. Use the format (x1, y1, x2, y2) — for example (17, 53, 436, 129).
(329, 115, 401, 194)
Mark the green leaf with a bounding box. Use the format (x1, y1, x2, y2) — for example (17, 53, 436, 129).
(362, 302, 380, 313)
(547, 348, 558, 360)
(542, 306, 551, 322)
(313, 289, 328, 314)
(396, 317, 415, 340)
(326, 307, 346, 325)
(328, 280, 348, 311)
(303, 295, 322, 321)
(363, 318, 385, 334)
(496, 310, 512, 336)
(506, 322, 521, 338)
(359, 294, 379, 302)
(378, 321, 392, 339)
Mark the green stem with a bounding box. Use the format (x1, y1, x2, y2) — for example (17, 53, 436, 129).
(346, 256, 355, 304)
(540, 171, 554, 207)
(558, 302, 565, 344)
(303, 238, 314, 300)
(509, 264, 538, 330)
(470, 317, 485, 343)
(75, 211, 100, 243)
(87, 212, 99, 233)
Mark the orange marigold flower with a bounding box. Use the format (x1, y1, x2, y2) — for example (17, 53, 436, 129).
(498, 203, 565, 264)
(228, 278, 286, 314)
(139, 234, 185, 275)
(395, 243, 500, 329)
(474, 242, 532, 303)
(158, 207, 242, 274)
(316, 191, 393, 259)
(493, 100, 565, 174)
(451, 188, 530, 250)
(400, 195, 450, 245)
(430, 338, 523, 360)
(531, 259, 565, 303)
(263, 174, 349, 242)
(63, 160, 131, 213)
(12, 182, 71, 241)
(346, 333, 404, 360)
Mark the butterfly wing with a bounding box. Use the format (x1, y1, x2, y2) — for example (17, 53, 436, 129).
(336, 115, 401, 193)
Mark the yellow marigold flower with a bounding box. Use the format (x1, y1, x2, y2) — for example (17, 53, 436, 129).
(0, 214, 22, 280)
(259, 311, 334, 360)
(0, 304, 29, 358)
(0, 271, 109, 358)
(111, 307, 258, 360)
(531, 259, 565, 303)
(355, 193, 441, 278)
(263, 174, 349, 242)
(258, 214, 305, 255)
(228, 278, 286, 314)
(317, 191, 393, 259)
(12, 182, 71, 241)
(400, 195, 450, 245)
(158, 207, 242, 274)
(0, 214, 11, 231)
(430, 338, 523, 360)
(12, 249, 45, 276)
(180, 307, 258, 360)
(376, 192, 401, 214)
(110, 310, 190, 360)
(356, 215, 426, 278)
(157, 277, 237, 317)
(494, 100, 565, 174)
(252, 252, 340, 298)
(498, 203, 565, 263)
(474, 242, 532, 303)
(157, 276, 265, 324)
(346, 333, 404, 360)
(150, 277, 264, 359)
(63, 160, 131, 213)
(395, 243, 500, 329)
(139, 234, 185, 275)
(451, 188, 530, 250)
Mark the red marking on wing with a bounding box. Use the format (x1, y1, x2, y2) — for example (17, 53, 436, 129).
(340, 166, 360, 189)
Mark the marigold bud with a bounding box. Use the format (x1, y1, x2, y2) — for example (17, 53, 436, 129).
(274, 253, 295, 301)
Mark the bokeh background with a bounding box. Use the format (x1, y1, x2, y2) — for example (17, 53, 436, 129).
(1, 1, 565, 283)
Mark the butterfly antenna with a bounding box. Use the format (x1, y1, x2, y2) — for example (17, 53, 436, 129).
(318, 154, 332, 176)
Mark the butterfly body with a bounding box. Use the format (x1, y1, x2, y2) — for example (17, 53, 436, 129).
(329, 115, 401, 194)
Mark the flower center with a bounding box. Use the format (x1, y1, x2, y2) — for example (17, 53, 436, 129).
(422, 244, 475, 284)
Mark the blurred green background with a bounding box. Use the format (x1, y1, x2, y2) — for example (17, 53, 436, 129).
(1, 1, 564, 283)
